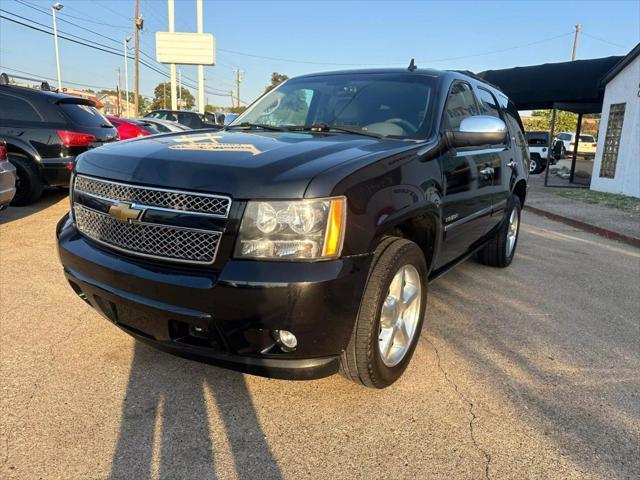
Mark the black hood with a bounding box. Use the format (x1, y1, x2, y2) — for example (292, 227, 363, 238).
(75, 130, 411, 199)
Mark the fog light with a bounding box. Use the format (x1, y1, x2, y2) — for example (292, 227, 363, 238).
(275, 329, 297, 352)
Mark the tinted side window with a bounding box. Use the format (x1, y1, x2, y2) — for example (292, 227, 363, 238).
(444, 82, 479, 131)
(178, 113, 203, 128)
(0, 93, 44, 122)
(476, 88, 501, 119)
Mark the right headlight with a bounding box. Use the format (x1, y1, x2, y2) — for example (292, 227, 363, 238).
(234, 197, 346, 260)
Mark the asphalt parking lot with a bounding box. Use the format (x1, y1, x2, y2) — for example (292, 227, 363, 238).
(1, 191, 639, 480)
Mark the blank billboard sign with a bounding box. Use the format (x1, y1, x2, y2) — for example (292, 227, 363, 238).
(156, 32, 216, 65)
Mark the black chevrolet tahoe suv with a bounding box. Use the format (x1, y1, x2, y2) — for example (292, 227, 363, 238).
(57, 68, 528, 388)
(0, 75, 118, 205)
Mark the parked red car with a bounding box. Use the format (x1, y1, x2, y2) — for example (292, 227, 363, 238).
(106, 116, 158, 140)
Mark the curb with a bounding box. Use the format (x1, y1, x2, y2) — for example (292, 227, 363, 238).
(524, 205, 640, 249)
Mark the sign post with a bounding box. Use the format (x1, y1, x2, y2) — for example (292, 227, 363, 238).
(158, 0, 215, 112)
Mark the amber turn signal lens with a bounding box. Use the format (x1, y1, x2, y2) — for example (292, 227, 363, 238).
(322, 197, 346, 258)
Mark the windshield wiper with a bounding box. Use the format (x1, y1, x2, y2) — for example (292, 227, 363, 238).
(224, 122, 287, 132)
(285, 123, 385, 139)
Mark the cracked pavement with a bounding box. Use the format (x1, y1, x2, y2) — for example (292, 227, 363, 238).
(1, 191, 639, 479)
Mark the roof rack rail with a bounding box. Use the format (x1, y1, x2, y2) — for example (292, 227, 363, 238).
(0, 72, 52, 91)
(449, 70, 503, 93)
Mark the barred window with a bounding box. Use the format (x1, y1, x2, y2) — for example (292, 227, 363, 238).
(599, 103, 626, 178)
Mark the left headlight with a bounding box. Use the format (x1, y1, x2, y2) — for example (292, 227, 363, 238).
(235, 197, 346, 260)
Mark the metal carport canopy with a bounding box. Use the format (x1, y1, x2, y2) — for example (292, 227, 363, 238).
(477, 56, 623, 114)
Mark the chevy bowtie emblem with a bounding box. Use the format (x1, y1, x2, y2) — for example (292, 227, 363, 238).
(108, 202, 143, 222)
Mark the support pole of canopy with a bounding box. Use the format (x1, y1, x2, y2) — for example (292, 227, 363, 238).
(569, 112, 583, 184)
(544, 107, 557, 187)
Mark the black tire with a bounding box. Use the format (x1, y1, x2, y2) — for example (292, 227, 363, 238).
(340, 237, 428, 388)
(477, 196, 521, 268)
(529, 157, 541, 174)
(9, 154, 43, 206)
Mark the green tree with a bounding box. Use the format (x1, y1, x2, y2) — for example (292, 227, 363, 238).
(265, 72, 288, 93)
(148, 82, 195, 111)
(524, 110, 578, 134)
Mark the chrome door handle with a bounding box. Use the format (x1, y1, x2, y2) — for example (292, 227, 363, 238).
(479, 167, 494, 176)
(507, 160, 517, 169)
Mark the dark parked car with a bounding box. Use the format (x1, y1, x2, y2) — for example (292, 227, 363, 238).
(0, 139, 17, 209)
(0, 74, 118, 205)
(57, 67, 528, 388)
(144, 109, 220, 130)
(106, 116, 158, 140)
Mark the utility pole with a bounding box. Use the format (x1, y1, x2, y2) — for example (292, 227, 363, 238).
(168, 0, 177, 110)
(163, 82, 166, 109)
(178, 69, 182, 108)
(572, 24, 582, 61)
(230, 89, 234, 108)
(116, 68, 121, 116)
(133, 0, 142, 117)
(123, 36, 131, 117)
(235, 69, 243, 109)
(52, 3, 64, 90)
(196, 0, 205, 113)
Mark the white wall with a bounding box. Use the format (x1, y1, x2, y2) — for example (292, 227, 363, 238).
(590, 55, 640, 198)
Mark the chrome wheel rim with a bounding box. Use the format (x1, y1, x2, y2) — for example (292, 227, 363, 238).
(529, 159, 537, 173)
(506, 208, 519, 257)
(378, 264, 422, 367)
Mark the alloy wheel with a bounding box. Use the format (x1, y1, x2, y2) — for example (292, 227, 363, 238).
(378, 264, 422, 367)
(506, 208, 519, 257)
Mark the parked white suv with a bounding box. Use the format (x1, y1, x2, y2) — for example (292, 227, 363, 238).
(554, 132, 597, 158)
(526, 131, 550, 174)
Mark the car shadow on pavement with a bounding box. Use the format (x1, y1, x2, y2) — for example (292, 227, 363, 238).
(0, 189, 67, 225)
(110, 341, 283, 480)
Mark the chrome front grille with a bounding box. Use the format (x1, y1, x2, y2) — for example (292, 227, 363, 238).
(74, 205, 221, 264)
(74, 175, 231, 217)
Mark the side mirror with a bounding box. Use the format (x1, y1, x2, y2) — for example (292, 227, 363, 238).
(447, 115, 507, 148)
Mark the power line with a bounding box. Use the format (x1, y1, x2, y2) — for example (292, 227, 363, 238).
(582, 32, 631, 50)
(2, 8, 124, 50)
(217, 32, 575, 66)
(0, 13, 235, 98)
(13, 0, 176, 78)
(14, 0, 125, 48)
(13, 0, 130, 31)
(0, 65, 114, 91)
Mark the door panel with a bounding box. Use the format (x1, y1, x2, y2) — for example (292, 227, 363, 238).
(435, 80, 498, 269)
(436, 148, 497, 267)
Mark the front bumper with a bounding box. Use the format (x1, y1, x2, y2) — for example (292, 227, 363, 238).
(0, 160, 17, 207)
(57, 213, 372, 380)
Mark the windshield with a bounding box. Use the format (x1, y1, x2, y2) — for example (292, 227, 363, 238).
(233, 73, 438, 139)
